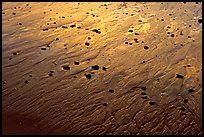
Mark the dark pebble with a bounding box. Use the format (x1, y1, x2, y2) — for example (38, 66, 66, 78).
(62, 26, 68, 28)
(198, 19, 202, 24)
(109, 89, 114, 93)
(85, 42, 90, 46)
(103, 103, 108, 106)
(144, 46, 149, 49)
(56, 38, 59, 40)
(128, 30, 133, 32)
(141, 92, 146, 95)
(43, 28, 49, 31)
(62, 65, 70, 70)
(70, 24, 76, 28)
(180, 107, 185, 110)
(171, 34, 175, 37)
(25, 80, 29, 84)
(102, 66, 107, 71)
(85, 74, 92, 79)
(74, 61, 80, 65)
(141, 87, 146, 90)
(41, 47, 46, 50)
(49, 73, 53, 76)
(141, 96, 148, 99)
(149, 101, 155, 105)
(188, 89, 195, 92)
(176, 74, 184, 79)
(13, 52, 17, 55)
(92, 65, 99, 70)
(184, 98, 188, 103)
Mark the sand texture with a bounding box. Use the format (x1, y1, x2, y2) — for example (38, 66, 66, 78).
(2, 2, 202, 135)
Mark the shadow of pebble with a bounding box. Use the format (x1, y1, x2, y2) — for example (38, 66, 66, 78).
(103, 103, 108, 106)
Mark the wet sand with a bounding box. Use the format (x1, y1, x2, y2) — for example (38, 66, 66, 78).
(2, 2, 202, 135)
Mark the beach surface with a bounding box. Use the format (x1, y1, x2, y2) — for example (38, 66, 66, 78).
(2, 2, 202, 135)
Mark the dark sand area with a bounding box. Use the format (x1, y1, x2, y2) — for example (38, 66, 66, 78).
(2, 2, 202, 135)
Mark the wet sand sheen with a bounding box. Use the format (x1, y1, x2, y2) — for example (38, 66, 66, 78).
(2, 2, 202, 135)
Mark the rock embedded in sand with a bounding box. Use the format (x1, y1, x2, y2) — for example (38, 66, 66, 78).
(62, 25, 68, 28)
(85, 74, 92, 79)
(25, 80, 29, 84)
(108, 89, 114, 93)
(43, 28, 49, 31)
(149, 101, 155, 105)
(198, 19, 202, 23)
(102, 66, 107, 71)
(92, 65, 99, 70)
(41, 47, 46, 50)
(141, 96, 148, 99)
(61, 65, 70, 70)
(188, 89, 195, 92)
(74, 61, 80, 65)
(176, 74, 184, 79)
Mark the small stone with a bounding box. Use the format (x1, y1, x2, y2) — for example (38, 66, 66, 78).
(198, 19, 202, 24)
(41, 47, 46, 50)
(62, 26, 68, 28)
(43, 28, 49, 31)
(102, 66, 107, 71)
(109, 89, 114, 93)
(85, 74, 92, 79)
(149, 101, 155, 105)
(25, 80, 29, 84)
(128, 30, 133, 32)
(144, 46, 149, 49)
(188, 89, 195, 92)
(74, 61, 80, 65)
(141, 96, 147, 99)
(141, 87, 146, 90)
(70, 24, 76, 28)
(103, 103, 108, 106)
(171, 34, 175, 37)
(62, 65, 70, 70)
(92, 65, 99, 70)
(176, 74, 184, 79)
(184, 99, 188, 103)
(141, 92, 146, 95)
(85, 42, 90, 46)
